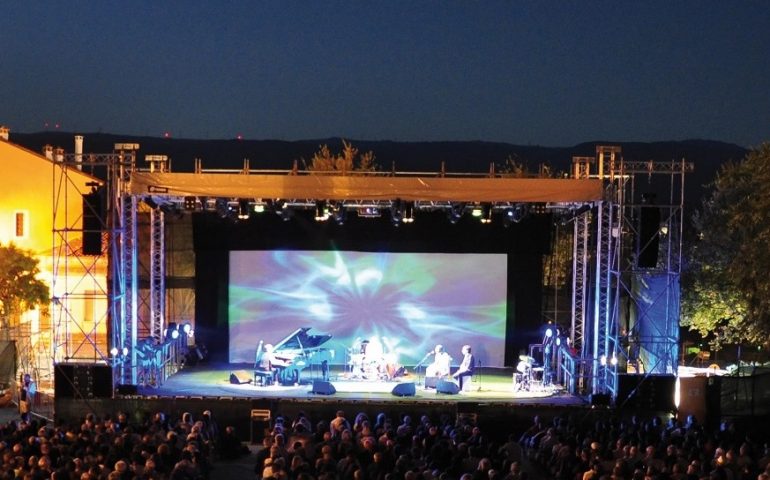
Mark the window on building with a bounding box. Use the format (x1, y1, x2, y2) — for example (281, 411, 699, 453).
(14, 211, 27, 238)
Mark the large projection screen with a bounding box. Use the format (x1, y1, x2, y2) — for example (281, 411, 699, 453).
(229, 250, 507, 368)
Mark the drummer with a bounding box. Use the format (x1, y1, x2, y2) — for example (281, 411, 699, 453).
(351, 337, 396, 380)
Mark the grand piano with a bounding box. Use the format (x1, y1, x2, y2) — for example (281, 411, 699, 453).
(267, 327, 334, 385)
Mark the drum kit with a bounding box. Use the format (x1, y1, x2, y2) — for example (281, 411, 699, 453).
(513, 354, 542, 392)
(348, 350, 402, 381)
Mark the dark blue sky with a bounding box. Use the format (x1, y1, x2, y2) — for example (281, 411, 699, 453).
(2, 1, 768, 147)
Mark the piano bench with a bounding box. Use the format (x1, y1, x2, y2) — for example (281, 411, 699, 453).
(254, 371, 274, 386)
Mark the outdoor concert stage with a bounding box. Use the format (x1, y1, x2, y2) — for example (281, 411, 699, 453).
(52, 363, 588, 439)
(139, 363, 584, 406)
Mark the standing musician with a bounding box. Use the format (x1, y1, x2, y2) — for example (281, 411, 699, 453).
(426, 344, 452, 378)
(19, 373, 34, 422)
(452, 345, 475, 391)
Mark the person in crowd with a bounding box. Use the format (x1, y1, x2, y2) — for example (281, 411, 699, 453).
(5, 401, 770, 480)
(18, 373, 33, 422)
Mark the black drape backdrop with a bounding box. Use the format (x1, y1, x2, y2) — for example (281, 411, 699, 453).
(193, 210, 551, 366)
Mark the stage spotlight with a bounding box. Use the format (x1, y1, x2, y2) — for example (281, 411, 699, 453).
(573, 204, 591, 216)
(600, 354, 607, 366)
(122, 347, 129, 356)
(214, 198, 229, 218)
(471, 206, 483, 218)
(403, 202, 415, 223)
(110, 347, 119, 357)
(511, 204, 528, 223)
(390, 199, 403, 225)
(448, 203, 465, 224)
(270, 200, 294, 222)
(184, 196, 198, 211)
(545, 327, 553, 338)
(253, 203, 265, 213)
(165, 323, 179, 341)
(331, 203, 347, 225)
(182, 323, 192, 334)
(610, 354, 618, 366)
(357, 206, 381, 218)
(480, 203, 493, 224)
(237, 199, 250, 220)
(314, 201, 329, 221)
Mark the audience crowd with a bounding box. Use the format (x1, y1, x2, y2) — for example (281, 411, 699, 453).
(2, 405, 769, 480)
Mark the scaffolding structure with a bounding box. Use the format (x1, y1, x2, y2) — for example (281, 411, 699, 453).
(49, 142, 689, 401)
(567, 146, 692, 398)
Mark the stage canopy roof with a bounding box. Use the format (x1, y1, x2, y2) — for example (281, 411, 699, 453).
(129, 171, 603, 204)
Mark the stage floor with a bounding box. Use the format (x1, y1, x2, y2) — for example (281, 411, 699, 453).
(136, 363, 586, 407)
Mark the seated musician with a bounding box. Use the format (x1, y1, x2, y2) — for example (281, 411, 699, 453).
(426, 344, 452, 378)
(452, 344, 475, 391)
(255, 343, 288, 385)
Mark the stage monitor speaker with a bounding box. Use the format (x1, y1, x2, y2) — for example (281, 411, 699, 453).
(311, 380, 336, 395)
(436, 379, 460, 394)
(424, 376, 440, 389)
(391, 382, 416, 397)
(116, 384, 138, 395)
(82, 192, 103, 256)
(229, 372, 252, 385)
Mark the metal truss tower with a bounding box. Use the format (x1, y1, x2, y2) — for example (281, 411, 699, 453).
(583, 146, 692, 398)
(570, 157, 593, 356)
(51, 147, 138, 380)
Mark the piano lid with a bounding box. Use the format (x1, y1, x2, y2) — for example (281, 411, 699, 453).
(273, 327, 332, 352)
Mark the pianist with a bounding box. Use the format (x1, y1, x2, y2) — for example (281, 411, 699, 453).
(255, 343, 288, 385)
(257, 328, 334, 386)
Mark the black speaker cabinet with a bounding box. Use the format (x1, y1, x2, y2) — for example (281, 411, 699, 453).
(391, 382, 416, 397)
(436, 379, 460, 394)
(116, 384, 138, 395)
(82, 192, 103, 256)
(311, 380, 336, 395)
(55, 364, 112, 398)
(617, 374, 675, 411)
(229, 372, 253, 385)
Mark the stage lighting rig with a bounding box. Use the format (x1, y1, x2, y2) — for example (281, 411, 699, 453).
(330, 202, 346, 225)
(237, 199, 250, 220)
(480, 203, 493, 224)
(403, 202, 415, 223)
(357, 206, 381, 218)
(390, 199, 404, 225)
(448, 203, 465, 224)
(184, 196, 199, 211)
(314, 201, 330, 221)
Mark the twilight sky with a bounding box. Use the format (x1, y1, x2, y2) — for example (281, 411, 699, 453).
(1, 1, 768, 147)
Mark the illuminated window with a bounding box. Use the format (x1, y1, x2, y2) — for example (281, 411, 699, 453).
(14, 211, 27, 238)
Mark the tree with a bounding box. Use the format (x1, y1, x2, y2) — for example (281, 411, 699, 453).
(304, 140, 378, 174)
(681, 143, 770, 349)
(0, 243, 49, 328)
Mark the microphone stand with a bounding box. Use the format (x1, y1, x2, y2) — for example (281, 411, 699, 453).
(414, 352, 433, 386)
